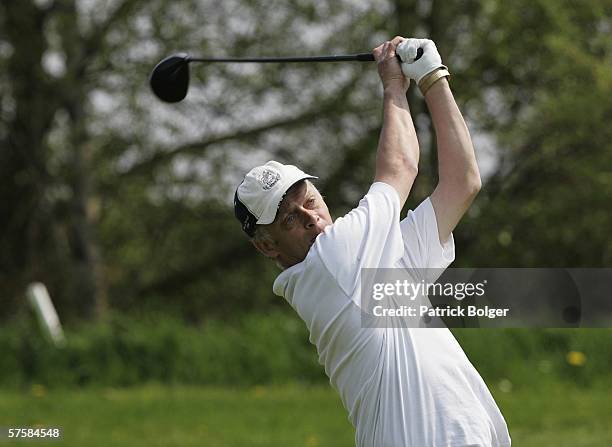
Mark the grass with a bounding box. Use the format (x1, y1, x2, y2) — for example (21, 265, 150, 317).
(1, 382, 610, 446)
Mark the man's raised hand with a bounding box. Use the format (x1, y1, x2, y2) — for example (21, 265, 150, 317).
(397, 38, 446, 84)
(372, 36, 409, 93)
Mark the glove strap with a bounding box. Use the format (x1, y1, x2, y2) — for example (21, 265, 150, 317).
(418, 67, 451, 96)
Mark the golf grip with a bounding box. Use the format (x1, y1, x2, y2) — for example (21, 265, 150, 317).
(188, 48, 423, 63)
(357, 47, 424, 62)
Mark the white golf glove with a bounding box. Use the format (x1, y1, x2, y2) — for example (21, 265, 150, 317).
(397, 38, 446, 84)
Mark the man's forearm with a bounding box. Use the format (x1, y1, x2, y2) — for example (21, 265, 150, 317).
(374, 88, 420, 205)
(425, 79, 481, 192)
(425, 77, 481, 243)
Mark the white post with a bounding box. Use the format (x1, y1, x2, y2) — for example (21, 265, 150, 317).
(26, 282, 66, 347)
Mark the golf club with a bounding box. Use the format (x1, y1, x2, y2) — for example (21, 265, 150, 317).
(149, 48, 423, 103)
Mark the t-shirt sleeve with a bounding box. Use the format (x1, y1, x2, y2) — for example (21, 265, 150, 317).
(399, 197, 455, 281)
(316, 182, 405, 297)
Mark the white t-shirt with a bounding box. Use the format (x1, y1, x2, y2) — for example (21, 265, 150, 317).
(273, 182, 511, 447)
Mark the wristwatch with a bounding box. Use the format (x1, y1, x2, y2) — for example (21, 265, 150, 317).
(418, 68, 451, 96)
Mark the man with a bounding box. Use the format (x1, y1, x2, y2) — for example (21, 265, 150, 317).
(234, 37, 511, 447)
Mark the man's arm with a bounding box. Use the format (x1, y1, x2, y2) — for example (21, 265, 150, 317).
(426, 78, 482, 244)
(372, 38, 420, 208)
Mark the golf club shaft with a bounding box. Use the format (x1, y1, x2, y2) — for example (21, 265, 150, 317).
(187, 53, 376, 63)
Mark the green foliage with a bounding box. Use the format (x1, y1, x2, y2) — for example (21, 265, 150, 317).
(453, 328, 612, 389)
(0, 312, 324, 388)
(1, 313, 610, 389)
(458, 0, 612, 267)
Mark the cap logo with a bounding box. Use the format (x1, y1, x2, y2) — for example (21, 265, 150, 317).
(257, 168, 281, 190)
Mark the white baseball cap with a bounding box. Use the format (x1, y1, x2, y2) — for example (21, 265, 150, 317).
(234, 161, 317, 237)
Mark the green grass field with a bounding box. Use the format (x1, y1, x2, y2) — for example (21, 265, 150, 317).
(1, 382, 610, 446)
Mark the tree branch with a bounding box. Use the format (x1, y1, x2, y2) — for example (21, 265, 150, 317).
(121, 75, 362, 177)
(84, 0, 144, 56)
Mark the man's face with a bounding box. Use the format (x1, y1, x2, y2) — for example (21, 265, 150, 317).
(255, 181, 333, 268)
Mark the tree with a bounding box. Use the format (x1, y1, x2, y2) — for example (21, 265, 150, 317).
(1, 0, 610, 323)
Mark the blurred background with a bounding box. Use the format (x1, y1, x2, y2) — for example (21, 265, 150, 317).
(1, 0, 611, 445)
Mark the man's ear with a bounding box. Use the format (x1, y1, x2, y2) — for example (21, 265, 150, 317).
(251, 238, 279, 259)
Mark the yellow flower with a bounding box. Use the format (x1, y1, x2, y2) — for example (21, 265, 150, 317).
(31, 384, 47, 398)
(305, 434, 320, 447)
(251, 385, 266, 398)
(566, 351, 586, 366)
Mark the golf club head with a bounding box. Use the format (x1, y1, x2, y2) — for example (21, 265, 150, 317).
(149, 53, 191, 103)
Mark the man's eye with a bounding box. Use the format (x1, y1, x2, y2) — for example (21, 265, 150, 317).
(306, 198, 316, 207)
(286, 215, 295, 224)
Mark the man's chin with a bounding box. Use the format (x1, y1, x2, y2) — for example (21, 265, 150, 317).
(298, 245, 314, 262)
(280, 250, 310, 269)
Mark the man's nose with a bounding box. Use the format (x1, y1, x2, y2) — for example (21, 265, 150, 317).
(300, 208, 318, 228)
